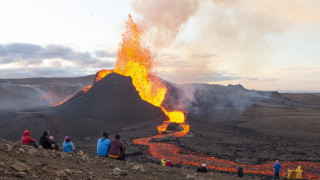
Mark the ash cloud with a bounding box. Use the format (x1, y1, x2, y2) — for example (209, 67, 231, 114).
(131, 0, 200, 49)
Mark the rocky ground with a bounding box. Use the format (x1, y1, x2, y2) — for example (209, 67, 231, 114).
(0, 139, 262, 180)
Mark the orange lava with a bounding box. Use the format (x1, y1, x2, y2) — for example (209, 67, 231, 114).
(132, 128, 320, 180)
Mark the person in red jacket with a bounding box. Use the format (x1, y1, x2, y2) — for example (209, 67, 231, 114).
(21, 130, 38, 148)
(165, 159, 172, 167)
(108, 134, 125, 160)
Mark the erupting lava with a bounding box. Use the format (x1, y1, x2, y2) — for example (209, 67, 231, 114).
(46, 15, 319, 179)
(74, 14, 188, 134)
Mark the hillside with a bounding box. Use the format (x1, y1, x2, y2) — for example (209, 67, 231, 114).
(0, 139, 259, 180)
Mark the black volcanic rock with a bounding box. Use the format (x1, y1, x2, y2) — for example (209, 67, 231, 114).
(0, 73, 167, 141)
(51, 73, 167, 127)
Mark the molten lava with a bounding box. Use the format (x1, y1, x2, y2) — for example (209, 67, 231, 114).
(43, 15, 320, 179)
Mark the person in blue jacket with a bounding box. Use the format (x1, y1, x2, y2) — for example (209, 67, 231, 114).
(97, 132, 111, 157)
(63, 136, 74, 153)
(273, 160, 281, 179)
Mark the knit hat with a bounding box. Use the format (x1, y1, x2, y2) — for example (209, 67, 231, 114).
(65, 136, 71, 141)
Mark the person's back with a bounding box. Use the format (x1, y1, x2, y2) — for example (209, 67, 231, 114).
(39, 131, 52, 150)
(165, 160, 172, 167)
(108, 134, 124, 159)
(49, 136, 59, 150)
(197, 164, 207, 173)
(97, 132, 111, 157)
(21, 130, 36, 145)
(161, 159, 166, 166)
(273, 160, 281, 179)
(63, 136, 74, 153)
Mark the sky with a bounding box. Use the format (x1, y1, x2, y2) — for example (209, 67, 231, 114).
(0, 0, 320, 92)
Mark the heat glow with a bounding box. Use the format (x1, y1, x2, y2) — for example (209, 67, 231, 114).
(77, 15, 187, 132)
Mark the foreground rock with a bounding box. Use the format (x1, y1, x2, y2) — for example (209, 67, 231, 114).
(0, 139, 259, 179)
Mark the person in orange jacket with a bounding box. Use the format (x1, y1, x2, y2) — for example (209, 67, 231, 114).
(21, 130, 38, 148)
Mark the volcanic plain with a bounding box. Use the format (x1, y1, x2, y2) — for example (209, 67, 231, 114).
(0, 73, 319, 179)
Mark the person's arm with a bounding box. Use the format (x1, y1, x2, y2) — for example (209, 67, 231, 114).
(120, 141, 124, 151)
(27, 136, 36, 142)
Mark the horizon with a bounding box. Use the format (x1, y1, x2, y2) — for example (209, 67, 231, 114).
(1, 0, 320, 91)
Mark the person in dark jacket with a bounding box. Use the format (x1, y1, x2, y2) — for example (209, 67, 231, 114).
(21, 130, 38, 148)
(108, 134, 125, 160)
(39, 130, 52, 150)
(273, 160, 281, 179)
(197, 164, 207, 173)
(97, 132, 111, 157)
(237, 166, 244, 177)
(49, 136, 59, 150)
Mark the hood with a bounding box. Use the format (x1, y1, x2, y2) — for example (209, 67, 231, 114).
(24, 130, 30, 136)
(98, 138, 109, 143)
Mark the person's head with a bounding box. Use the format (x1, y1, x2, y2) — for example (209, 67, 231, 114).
(115, 134, 120, 139)
(103, 132, 108, 138)
(276, 160, 279, 163)
(202, 164, 206, 167)
(43, 130, 49, 137)
(65, 136, 71, 142)
(49, 136, 54, 141)
(167, 159, 170, 162)
(24, 130, 30, 136)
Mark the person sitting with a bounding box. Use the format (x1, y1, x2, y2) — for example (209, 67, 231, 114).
(39, 130, 52, 150)
(97, 132, 111, 157)
(63, 136, 74, 153)
(197, 164, 207, 173)
(21, 130, 38, 148)
(49, 136, 59, 150)
(165, 159, 172, 167)
(108, 134, 125, 160)
(161, 159, 166, 166)
(237, 166, 244, 177)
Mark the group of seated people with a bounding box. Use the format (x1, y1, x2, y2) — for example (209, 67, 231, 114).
(21, 130, 125, 160)
(21, 130, 74, 153)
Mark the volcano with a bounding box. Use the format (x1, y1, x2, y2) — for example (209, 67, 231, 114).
(0, 72, 167, 141)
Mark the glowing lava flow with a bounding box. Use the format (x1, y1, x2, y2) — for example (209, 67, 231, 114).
(132, 129, 320, 179)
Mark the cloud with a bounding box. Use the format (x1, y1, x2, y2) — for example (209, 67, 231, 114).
(0, 43, 102, 66)
(0, 66, 91, 78)
(95, 50, 117, 58)
(131, 0, 200, 49)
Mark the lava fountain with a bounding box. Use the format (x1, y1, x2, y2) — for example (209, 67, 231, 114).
(46, 15, 319, 179)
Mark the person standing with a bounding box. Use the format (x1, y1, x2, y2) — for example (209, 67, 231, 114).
(273, 160, 281, 179)
(21, 130, 38, 148)
(97, 132, 111, 157)
(108, 134, 125, 160)
(39, 131, 52, 150)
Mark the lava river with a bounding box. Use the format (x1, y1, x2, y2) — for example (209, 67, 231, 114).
(132, 124, 320, 179)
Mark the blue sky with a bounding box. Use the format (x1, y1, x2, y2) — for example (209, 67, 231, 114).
(0, 0, 320, 92)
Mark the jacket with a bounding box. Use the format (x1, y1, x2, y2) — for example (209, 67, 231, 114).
(21, 130, 36, 145)
(97, 138, 111, 156)
(197, 167, 207, 173)
(39, 131, 52, 150)
(63, 141, 74, 153)
(108, 139, 124, 156)
(49, 139, 59, 150)
(165, 161, 172, 167)
(273, 162, 281, 174)
(161, 159, 166, 166)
